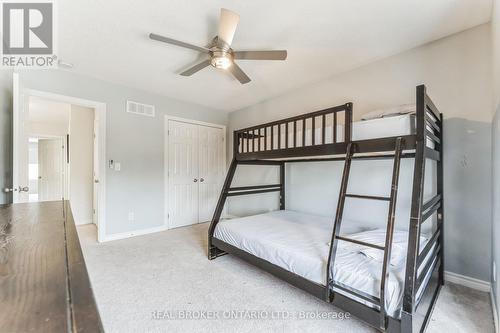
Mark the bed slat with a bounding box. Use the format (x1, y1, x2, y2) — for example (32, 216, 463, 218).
(331, 281, 381, 306)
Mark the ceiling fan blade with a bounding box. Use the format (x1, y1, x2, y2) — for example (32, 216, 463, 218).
(218, 8, 240, 45)
(233, 50, 287, 60)
(229, 63, 251, 84)
(149, 33, 209, 54)
(180, 60, 211, 76)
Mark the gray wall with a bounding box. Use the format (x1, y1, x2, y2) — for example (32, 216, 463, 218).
(491, 0, 500, 322)
(227, 24, 493, 281)
(0, 69, 228, 237)
(0, 70, 13, 205)
(492, 105, 500, 317)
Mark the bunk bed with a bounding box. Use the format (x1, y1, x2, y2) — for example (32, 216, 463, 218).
(208, 85, 444, 333)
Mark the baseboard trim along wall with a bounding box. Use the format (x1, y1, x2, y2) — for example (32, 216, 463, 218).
(444, 271, 491, 292)
(75, 218, 94, 226)
(102, 225, 168, 242)
(491, 290, 499, 333)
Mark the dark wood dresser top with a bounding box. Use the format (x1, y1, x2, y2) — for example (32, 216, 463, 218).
(0, 201, 102, 333)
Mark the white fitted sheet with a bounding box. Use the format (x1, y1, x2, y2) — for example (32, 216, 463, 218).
(214, 210, 429, 317)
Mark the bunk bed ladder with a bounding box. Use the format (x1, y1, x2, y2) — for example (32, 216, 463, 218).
(208, 158, 238, 259)
(328, 137, 405, 331)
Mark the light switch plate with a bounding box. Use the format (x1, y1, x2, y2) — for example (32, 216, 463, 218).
(115, 162, 121, 171)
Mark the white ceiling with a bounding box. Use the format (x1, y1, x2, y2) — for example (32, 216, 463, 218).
(58, 0, 492, 112)
(29, 96, 70, 124)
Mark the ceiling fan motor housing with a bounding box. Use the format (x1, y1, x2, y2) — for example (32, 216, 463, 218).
(210, 50, 233, 69)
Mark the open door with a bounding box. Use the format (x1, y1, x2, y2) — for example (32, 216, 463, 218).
(38, 138, 64, 201)
(93, 114, 99, 225)
(12, 72, 30, 203)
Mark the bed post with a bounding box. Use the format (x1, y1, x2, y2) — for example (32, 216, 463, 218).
(401, 85, 427, 332)
(437, 113, 445, 286)
(280, 162, 285, 210)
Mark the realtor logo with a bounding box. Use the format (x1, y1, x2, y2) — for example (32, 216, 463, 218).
(1, 0, 57, 67)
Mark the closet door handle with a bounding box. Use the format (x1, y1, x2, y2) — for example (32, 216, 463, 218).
(193, 178, 198, 183)
(200, 178, 204, 182)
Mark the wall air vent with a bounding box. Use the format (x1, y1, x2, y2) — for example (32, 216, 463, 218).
(126, 100, 155, 117)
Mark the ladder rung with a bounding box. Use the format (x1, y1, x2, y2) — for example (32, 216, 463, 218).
(331, 281, 381, 305)
(345, 194, 390, 201)
(336, 235, 385, 250)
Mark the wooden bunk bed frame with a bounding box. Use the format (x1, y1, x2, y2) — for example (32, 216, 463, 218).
(208, 85, 444, 333)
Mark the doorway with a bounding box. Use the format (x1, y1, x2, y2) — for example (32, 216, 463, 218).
(10, 73, 107, 242)
(165, 116, 226, 229)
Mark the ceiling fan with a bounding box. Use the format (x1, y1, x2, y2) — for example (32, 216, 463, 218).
(149, 8, 287, 84)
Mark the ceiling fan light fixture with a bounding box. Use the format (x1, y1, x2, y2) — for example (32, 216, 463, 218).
(211, 51, 232, 70)
(149, 8, 288, 84)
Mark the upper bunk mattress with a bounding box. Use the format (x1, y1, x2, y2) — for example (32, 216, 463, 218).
(213, 210, 429, 318)
(352, 114, 415, 141)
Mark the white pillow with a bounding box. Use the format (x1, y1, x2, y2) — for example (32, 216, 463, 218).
(361, 104, 416, 121)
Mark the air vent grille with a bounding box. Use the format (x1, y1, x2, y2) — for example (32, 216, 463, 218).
(127, 100, 155, 117)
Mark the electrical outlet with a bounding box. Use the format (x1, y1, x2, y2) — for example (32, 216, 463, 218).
(128, 212, 134, 222)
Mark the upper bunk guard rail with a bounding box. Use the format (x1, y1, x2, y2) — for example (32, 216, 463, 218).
(327, 137, 404, 331)
(233, 103, 353, 161)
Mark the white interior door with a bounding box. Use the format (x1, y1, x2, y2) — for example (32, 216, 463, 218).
(168, 120, 199, 228)
(12, 72, 30, 202)
(198, 126, 224, 222)
(38, 138, 63, 201)
(93, 116, 99, 225)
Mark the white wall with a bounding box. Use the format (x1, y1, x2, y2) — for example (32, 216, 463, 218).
(28, 121, 68, 137)
(494, 0, 500, 108)
(228, 24, 493, 281)
(69, 105, 94, 225)
(14, 69, 228, 238)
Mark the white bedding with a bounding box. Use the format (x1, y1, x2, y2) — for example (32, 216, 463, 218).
(214, 210, 429, 318)
(352, 114, 415, 141)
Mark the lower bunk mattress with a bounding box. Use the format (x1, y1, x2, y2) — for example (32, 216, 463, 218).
(213, 210, 429, 318)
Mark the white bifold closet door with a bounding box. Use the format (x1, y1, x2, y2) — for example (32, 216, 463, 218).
(168, 120, 224, 229)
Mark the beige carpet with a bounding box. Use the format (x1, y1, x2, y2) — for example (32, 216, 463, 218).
(77, 223, 495, 333)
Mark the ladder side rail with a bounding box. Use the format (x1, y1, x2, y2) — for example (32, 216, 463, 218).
(208, 157, 238, 259)
(326, 143, 354, 301)
(379, 137, 404, 330)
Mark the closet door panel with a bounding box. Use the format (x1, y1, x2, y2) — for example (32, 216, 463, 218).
(198, 125, 224, 222)
(168, 121, 199, 228)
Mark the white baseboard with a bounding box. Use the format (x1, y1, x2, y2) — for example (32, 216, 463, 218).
(444, 271, 491, 292)
(102, 224, 168, 242)
(75, 218, 94, 226)
(491, 288, 499, 333)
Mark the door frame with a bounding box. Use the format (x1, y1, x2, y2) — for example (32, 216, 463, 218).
(23, 88, 107, 243)
(164, 115, 226, 230)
